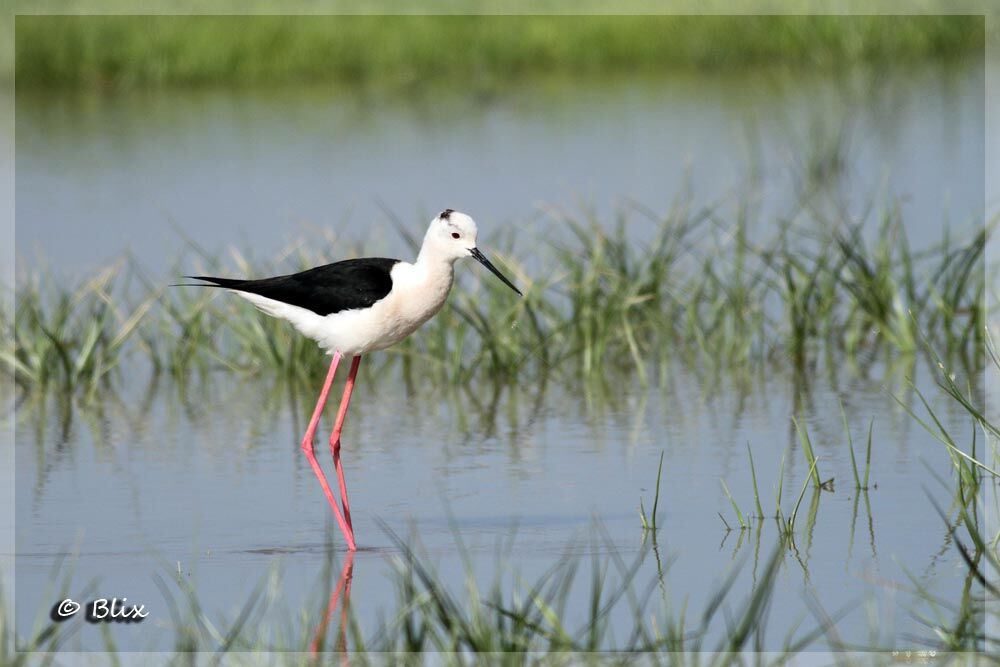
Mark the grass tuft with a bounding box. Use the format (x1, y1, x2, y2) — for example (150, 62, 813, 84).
(639, 451, 665, 534)
(7, 201, 989, 403)
(792, 417, 823, 489)
(720, 479, 748, 530)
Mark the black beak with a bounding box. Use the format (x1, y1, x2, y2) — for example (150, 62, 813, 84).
(469, 248, 523, 296)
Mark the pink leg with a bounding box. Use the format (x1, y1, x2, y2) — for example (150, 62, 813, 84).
(303, 352, 340, 444)
(330, 355, 362, 535)
(301, 352, 356, 551)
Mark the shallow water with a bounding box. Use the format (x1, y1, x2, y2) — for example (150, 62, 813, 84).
(11, 62, 988, 652)
(13, 354, 983, 651)
(15, 63, 983, 278)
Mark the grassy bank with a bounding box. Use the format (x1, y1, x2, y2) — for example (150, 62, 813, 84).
(4, 201, 989, 398)
(14, 14, 984, 90)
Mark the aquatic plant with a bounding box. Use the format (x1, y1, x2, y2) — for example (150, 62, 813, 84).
(639, 451, 664, 533)
(6, 333, 997, 658)
(6, 201, 990, 401)
(4, 522, 816, 658)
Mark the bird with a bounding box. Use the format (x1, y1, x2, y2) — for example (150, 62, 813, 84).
(183, 209, 522, 551)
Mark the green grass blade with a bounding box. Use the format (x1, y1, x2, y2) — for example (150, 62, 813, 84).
(747, 442, 764, 519)
(793, 417, 821, 487)
(839, 399, 861, 489)
(788, 458, 819, 533)
(720, 479, 747, 529)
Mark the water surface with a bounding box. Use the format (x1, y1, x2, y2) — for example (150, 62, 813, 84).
(13, 355, 981, 651)
(12, 62, 988, 652)
(15, 63, 984, 277)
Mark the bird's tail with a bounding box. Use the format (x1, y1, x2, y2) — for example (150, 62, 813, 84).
(173, 276, 294, 322)
(170, 276, 248, 288)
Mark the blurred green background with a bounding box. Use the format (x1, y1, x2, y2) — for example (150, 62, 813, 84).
(14, 14, 984, 90)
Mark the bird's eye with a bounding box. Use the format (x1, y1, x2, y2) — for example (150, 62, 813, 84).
(451, 232, 460, 239)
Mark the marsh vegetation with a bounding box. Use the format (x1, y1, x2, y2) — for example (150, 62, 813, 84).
(8, 12, 995, 661)
(14, 14, 984, 90)
(6, 203, 989, 398)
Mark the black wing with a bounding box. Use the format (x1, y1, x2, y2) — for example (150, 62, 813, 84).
(188, 257, 400, 316)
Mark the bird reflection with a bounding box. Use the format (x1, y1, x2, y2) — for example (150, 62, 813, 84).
(310, 551, 355, 658)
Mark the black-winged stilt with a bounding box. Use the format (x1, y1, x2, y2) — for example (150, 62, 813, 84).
(185, 210, 522, 550)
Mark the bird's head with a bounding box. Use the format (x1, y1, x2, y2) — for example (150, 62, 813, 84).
(423, 209, 522, 296)
(427, 208, 479, 258)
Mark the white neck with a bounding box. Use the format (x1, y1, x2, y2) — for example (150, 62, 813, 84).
(415, 235, 460, 268)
